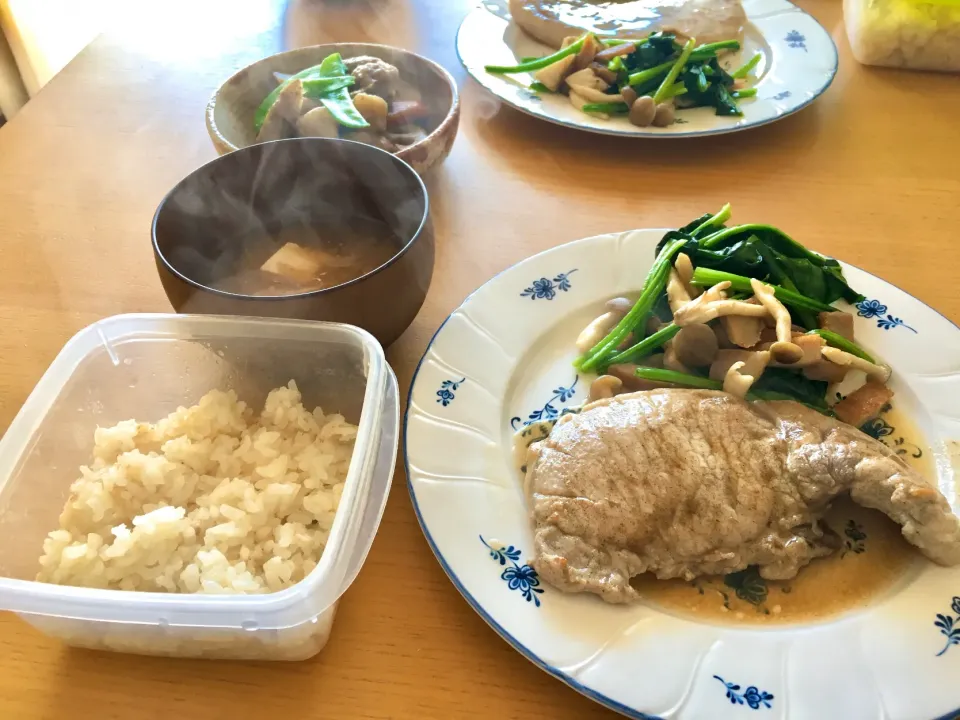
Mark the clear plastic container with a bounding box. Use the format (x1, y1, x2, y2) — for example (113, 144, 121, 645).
(0, 314, 398, 660)
(845, 0, 960, 72)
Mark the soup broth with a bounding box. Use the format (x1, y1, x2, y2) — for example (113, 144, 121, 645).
(215, 220, 401, 296)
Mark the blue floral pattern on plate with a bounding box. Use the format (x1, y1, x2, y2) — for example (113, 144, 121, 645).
(481, 536, 544, 606)
(510, 376, 579, 430)
(855, 298, 917, 333)
(714, 676, 774, 709)
(935, 596, 960, 656)
(520, 269, 577, 300)
(785, 30, 807, 51)
(771, 90, 792, 101)
(436, 378, 465, 407)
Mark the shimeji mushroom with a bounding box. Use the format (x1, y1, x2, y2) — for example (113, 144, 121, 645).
(709, 349, 772, 383)
(666, 268, 691, 314)
(821, 346, 892, 383)
(672, 324, 719, 368)
(723, 360, 759, 398)
(258, 78, 304, 142)
(674, 253, 701, 298)
(749, 279, 804, 365)
(588, 374, 624, 402)
(673, 281, 769, 326)
(760, 333, 824, 367)
(576, 307, 627, 354)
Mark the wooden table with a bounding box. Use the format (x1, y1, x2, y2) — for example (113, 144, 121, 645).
(0, 1, 957, 717)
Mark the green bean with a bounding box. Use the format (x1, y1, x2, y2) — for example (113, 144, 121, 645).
(485, 34, 588, 73)
(732, 88, 758, 99)
(807, 329, 876, 363)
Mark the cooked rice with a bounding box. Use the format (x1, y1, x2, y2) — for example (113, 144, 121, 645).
(36, 381, 357, 594)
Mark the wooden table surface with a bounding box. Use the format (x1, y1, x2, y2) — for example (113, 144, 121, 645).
(0, 0, 957, 717)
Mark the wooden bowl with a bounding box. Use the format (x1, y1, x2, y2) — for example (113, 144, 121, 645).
(206, 43, 459, 175)
(152, 138, 434, 347)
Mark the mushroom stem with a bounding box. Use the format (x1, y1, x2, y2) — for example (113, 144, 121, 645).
(666, 268, 692, 314)
(821, 346, 892, 383)
(723, 360, 757, 398)
(673, 281, 769, 326)
(750, 278, 803, 364)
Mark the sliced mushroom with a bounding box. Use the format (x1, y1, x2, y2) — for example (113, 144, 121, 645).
(673, 324, 719, 368)
(352, 93, 389, 132)
(588, 374, 624, 402)
(297, 107, 339, 138)
(590, 62, 618, 85)
(565, 67, 609, 93)
(666, 268, 692, 314)
(572, 34, 604, 71)
(818, 311, 855, 341)
(749, 279, 803, 364)
(803, 359, 849, 383)
(759, 333, 824, 367)
(720, 298, 765, 348)
(833, 381, 895, 427)
(576, 310, 625, 354)
(710, 349, 771, 383)
(821, 346, 892, 383)
(723, 361, 758, 399)
(594, 42, 637, 63)
(673, 281, 769, 326)
(534, 54, 576, 92)
(258, 79, 304, 142)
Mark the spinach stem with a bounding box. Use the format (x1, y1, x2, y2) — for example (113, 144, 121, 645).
(690, 268, 834, 313)
(606, 323, 680, 367)
(653, 38, 696, 104)
(635, 367, 722, 390)
(691, 203, 732, 237)
(731, 52, 762, 79)
(807, 329, 876, 363)
(485, 34, 588, 73)
(577, 239, 686, 372)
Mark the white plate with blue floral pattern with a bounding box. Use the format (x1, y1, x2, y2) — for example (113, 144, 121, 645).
(405, 228, 960, 719)
(457, 0, 838, 138)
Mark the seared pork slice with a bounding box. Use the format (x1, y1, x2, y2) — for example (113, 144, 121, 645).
(525, 389, 960, 603)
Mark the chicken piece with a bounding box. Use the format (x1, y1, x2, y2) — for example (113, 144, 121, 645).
(344, 56, 400, 99)
(834, 382, 895, 427)
(526, 389, 960, 603)
(257, 79, 304, 142)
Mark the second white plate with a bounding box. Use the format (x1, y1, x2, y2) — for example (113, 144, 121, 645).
(457, 0, 838, 138)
